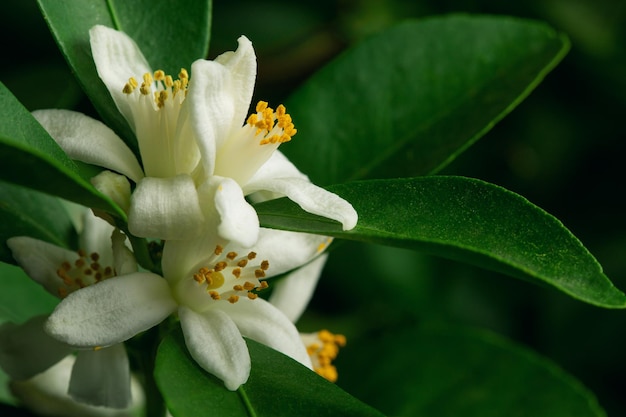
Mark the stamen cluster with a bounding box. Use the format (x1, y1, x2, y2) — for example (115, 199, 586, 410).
(304, 330, 347, 382)
(246, 101, 297, 145)
(56, 250, 114, 298)
(123, 69, 189, 109)
(192, 245, 270, 304)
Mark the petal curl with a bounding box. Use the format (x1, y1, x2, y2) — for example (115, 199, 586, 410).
(223, 298, 312, 369)
(7, 237, 79, 297)
(69, 344, 131, 408)
(188, 37, 256, 176)
(246, 177, 358, 230)
(0, 316, 71, 380)
(254, 229, 331, 277)
(269, 254, 328, 323)
(32, 109, 144, 183)
(128, 175, 205, 240)
(46, 273, 176, 347)
(179, 306, 250, 391)
(213, 177, 259, 248)
(89, 25, 152, 129)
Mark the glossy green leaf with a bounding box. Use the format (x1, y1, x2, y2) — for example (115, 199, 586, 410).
(254, 176, 625, 308)
(283, 15, 569, 185)
(0, 262, 58, 324)
(0, 182, 76, 264)
(338, 322, 606, 417)
(155, 329, 385, 417)
(36, 0, 212, 145)
(0, 82, 123, 216)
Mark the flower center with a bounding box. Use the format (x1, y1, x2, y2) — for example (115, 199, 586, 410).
(191, 245, 270, 304)
(122, 69, 198, 178)
(213, 101, 297, 185)
(302, 330, 347, 383)
(55, 250, 115, 298)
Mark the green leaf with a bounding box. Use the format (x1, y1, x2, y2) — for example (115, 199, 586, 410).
(282, 14, 570, 185)
(155, 328, 385, 417)
(254, 176, 625, 308)
(36, 0, 212, 145)
(0, 262, 58, 324)
(0, 82, 123, 216)
(338, 322, 606, 417)
(0, 182, 76, 264)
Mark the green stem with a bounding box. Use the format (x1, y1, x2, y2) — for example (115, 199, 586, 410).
(237, 385, 258, 417)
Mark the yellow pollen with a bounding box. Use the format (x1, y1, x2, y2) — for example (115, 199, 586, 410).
(233, 285, 243, 291)
(214, 245, 224, 255)
(260, 260, 269, 271)
(226, 252, 237, 260)
(247, 252, 257, 260)
(209, 291, 221, 300)
(256, 101, 268, 112)
(237, 259, 248, 268)
(243, 281, 256, 291)
(154, 70, 165, 81)
(228, 295, 240, 304)
(193, 273, 205, 284)
(214, 261, 227, 272)
(247, 293, 258, 300)
(306, 330, 346, 383)
(255, 269, 266, 278)
(232, 268, 242, 278)
(259, 281, 269, 290)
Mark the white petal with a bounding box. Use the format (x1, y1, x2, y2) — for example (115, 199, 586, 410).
(32, 109, 144, 183)
(79, 210, 116, 267)
(46, 273, 176, 347)
(89, 25, 152, 129)
(69, 344, 131, 409)
(213, 36, 257, 137)
(213, 177, 259, 248)
(7, 236, 78, 297)
(188, 37, 256, 177)
(179, 306, 250, 390)
(223, 298, 312, 369)
(269, 254, 328, 323)
(246, 151, 308, 189)
(111, 229, 138, 275)
(128, 175, 205, 240)
(91, 171, 132, 213)
(246, 177, 358, 230)
(0, 316, 71, 380)
(254, 229, 332, 277)
(10, 355, 145, 417)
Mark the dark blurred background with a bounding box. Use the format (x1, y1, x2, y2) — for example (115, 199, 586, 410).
(2, 0, 626, 414)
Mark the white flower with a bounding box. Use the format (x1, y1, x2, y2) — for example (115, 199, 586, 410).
(43, 224, 331, 391)
(33, 25, 357, 247)
(1, 211, 136, 408)
(9, 356, 144, 417)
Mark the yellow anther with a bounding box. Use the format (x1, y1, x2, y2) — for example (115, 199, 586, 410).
(247, 114, 259, 126)
(255, 269, 266, 278)
(143, 72, 153, 84)
(193, 273, 205, 284)
(256, 101, 268, 112)
(260, 260, 269, 271)
(179, 68, 188, 79)
(276, 104, 286, 117)
(165, 75, 174, 88)
(209, 291, 221, 300)
(214, 261, 227, 272)
(247, 293, 258, 300)
(233, 285, 243, 291)
(226, 252, 237, 260)
(228, 295, 240, 304)
(237, 259, 248, 268)
(154, 70, 165, 81)
(258, 281, 269, 290)
(214, 245, 224, 255)
(232, 268, 242, 278)
(247, 252, 257, 260)
(243, 281, 256, 291)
